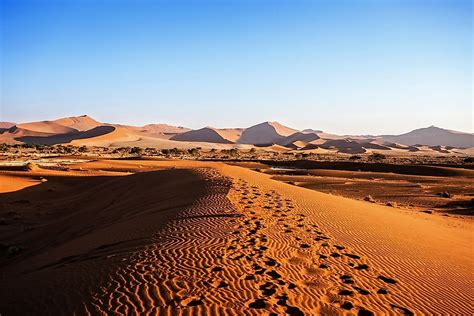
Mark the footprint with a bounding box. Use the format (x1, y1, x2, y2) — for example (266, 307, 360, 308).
(338, 289, 353, 296)
(378, 275, 397, 284)
(266, 270, 282, 279)
(353, 286, 370, 295)
(345, 253, 361, 259)
(248, 299, 267, 309)
(259, 282, 277, 296)
(340, 274, 353, 283)
(211, 280, 228, 288)
(244, 274, 256, 281)
(181, 296, 203, 307)
(358, 307, 374, 316)
(211, 266, 223, 272)
(390, 304, 414, 315)
(264, 258, 277, 266)
(286, 305, 305, 316)
(354, 264, 369, 270)
(340, 301, 353, 310)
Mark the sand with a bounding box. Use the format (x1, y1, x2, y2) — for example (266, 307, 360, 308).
(0, 159, 472, 315)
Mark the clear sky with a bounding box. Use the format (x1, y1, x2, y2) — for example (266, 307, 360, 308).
(1, 0, 472, 134)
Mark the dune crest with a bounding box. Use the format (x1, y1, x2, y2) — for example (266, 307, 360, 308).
(53, 115, 102, 131)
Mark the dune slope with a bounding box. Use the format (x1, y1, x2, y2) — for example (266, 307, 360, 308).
(0, 168, 215, 314)
(0, 160, 471, 315)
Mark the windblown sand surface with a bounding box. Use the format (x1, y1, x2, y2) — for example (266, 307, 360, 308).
(0, 159, 472, 315)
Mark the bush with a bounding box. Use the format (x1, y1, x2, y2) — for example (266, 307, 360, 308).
(368, 152, 386, 161)
(463, 157, 474, 163)
(229, 148, 239, 157)
(188, 148, 200, 156)
(130, 147, 144, 155)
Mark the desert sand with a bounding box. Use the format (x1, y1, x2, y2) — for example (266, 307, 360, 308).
(0, 158, 472, 315)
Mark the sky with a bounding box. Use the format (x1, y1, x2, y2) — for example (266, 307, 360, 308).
(0, 0, 472, 135)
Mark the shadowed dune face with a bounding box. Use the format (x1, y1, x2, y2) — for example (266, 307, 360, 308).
(0, 122, 16, 130)
(16, 121, 78, 134)
(281, 132, 320, 147)
(0, 168, 212, 314)
(319, 139, 367, 154)
(16, 125, 116, 145)
(171, 127, 235, 144)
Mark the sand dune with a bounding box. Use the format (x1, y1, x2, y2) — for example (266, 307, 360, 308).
(0, 122, 16, 130)
(382, 126, 474, 148)
(280, 132, 320, 147)
(141, 123, 191, 135)
(1, 159, 471, 314)
(171, 127, 243, 144)
(70, 126, 141, 146)
(320, 139, 367, 154)
(53, 115, 102, 131)
(15, 126, 115, 145)
(112, 123, 190, 139)
(15, 121, 78, 134)
(238, 122, 298, 145)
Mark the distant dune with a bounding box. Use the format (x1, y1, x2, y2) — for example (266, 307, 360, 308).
(320, 139, 367, 154)
(0, 122, 15, 130)
(171, 127, 243, 144)
(53, 115, 102, 131)
(140, 123, 191, 135)
(382, 126, 474, 148)
(1, 115, 472, 153)
(70, 126, 140, 146)
(17, 126, 116, 145)
(280, 131, 320, 147)
(112, 123, 191, 139)
(16, 121, 77, 134)
(238, 121, 298, 145)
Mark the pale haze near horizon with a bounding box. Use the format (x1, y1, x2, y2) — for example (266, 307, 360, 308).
(0, 0, 472, 135)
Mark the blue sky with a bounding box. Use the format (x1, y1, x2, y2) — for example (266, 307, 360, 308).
(1, 0, 472, 134)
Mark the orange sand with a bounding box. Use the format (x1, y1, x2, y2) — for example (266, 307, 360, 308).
(0, 159, 472, 315)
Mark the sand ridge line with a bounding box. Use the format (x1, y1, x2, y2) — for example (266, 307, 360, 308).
(86, 166, 414, 315)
